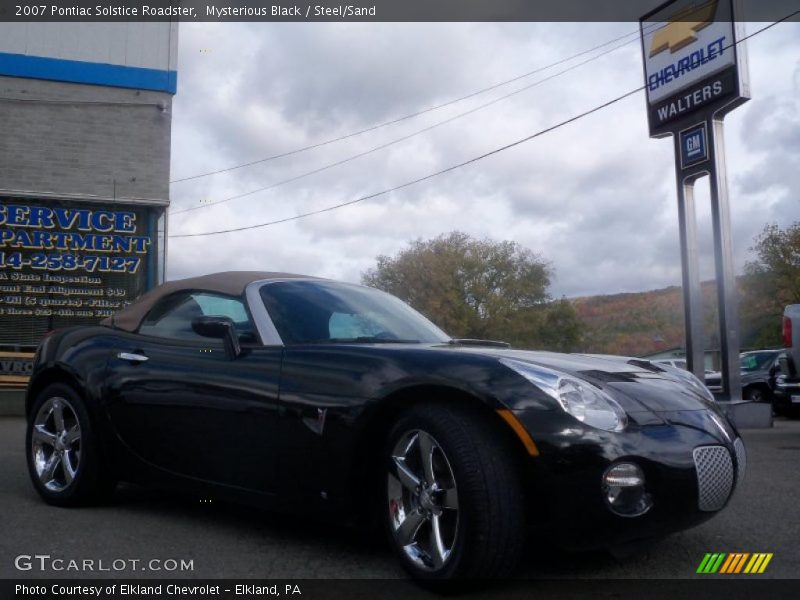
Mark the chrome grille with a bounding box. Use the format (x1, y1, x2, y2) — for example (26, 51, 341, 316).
(733, 438, 746, 484)
(693, 445, 734, 512)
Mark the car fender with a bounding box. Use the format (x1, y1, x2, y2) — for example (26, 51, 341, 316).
(26, 326, 113, 419)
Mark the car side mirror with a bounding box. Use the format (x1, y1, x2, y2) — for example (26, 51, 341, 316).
(191, 315, 242, 359)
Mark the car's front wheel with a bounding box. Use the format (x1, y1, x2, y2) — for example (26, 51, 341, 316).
(385, 403, 525, 581)
(26, 383, 115, 506)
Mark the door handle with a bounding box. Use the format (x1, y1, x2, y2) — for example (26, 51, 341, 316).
(118, 352, 149, 362)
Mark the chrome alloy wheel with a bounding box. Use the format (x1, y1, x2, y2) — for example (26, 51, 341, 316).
(388, 429, 459, 571)
(31, 396, 82, 492)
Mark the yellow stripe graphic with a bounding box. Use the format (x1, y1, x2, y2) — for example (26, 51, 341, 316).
(743, 555, 757, 573)
(758, 554, 773, 573)
(744, 554, 761, 573)
(751, 554, 767, 573)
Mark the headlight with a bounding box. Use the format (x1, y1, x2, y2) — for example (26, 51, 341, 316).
(500, 358, 627, 432)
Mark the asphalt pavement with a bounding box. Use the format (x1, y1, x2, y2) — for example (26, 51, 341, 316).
(1, 417, 798, 580)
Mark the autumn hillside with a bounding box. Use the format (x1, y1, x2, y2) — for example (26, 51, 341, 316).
(572, 281, 726, 357)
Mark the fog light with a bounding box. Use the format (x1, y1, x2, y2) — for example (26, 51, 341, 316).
(602, 462, 652, 517)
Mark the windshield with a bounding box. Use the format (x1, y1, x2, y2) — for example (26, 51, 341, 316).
(259, 280, 450, 345)
(740, 351, 779, 372)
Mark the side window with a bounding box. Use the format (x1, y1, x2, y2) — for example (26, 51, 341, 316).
(139, 291, 257, 342)
(741, 355, 758, 370)
(329, 312, 382, 339)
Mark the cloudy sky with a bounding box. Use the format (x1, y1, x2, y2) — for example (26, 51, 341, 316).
(166, 21, 799, 299)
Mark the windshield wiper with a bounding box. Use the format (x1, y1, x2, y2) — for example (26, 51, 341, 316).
(448, 338, 510, 348)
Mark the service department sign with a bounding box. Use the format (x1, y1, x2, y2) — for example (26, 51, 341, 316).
(0, 351, 34, 385)
(0, 200, 153, 347)
(640, 0, 749, 136)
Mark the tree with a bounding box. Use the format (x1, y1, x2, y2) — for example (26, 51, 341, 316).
(536, 297, 583, 352)
(361, 232, 583, 350)
(741, 222, 800, 347)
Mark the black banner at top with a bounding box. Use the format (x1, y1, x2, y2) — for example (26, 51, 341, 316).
(0, 0, 799, 22)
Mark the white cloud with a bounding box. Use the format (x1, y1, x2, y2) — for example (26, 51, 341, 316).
(167, 21, 800, 297)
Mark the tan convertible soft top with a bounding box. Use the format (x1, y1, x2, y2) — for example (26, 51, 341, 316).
(100, 271, 314, 333)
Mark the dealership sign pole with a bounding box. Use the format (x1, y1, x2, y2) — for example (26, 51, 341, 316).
(640, 0, 749, 400)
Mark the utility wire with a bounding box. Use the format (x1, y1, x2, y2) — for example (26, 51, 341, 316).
(170, 88, 643, 237)
(170, 34, 640, 216)
(169, 24, 659, 184)
(169, 13, 798, 240)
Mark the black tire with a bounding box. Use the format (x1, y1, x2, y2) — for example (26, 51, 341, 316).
(26, 383, 116, 506)
(384, 402, 525, 581)
(743, 386, 768, 403)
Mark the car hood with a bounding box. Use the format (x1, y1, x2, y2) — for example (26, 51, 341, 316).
(441, 346, 714, 416)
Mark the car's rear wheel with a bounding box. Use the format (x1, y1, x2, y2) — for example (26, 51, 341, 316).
(743, 386, 768, 403)
(385, 403, 525, 581)
(26, 383, 115, 506)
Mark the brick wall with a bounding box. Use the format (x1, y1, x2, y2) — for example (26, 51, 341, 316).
(0, 75, 172, 204)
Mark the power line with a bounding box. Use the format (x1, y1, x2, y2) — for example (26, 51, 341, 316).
(169, 13, 798, 240)
(170, 34, 640, 216)
(170, 87, 643, 238)
(168, 24, 656, 184)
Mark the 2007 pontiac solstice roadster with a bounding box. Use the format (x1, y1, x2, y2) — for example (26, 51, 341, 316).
(25, 271, 745, 580)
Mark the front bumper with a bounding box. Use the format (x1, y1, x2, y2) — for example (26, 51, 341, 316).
(514, 409, 745, 550)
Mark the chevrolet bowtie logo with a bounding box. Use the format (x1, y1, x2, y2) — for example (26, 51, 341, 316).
(649, 0, 718, 57)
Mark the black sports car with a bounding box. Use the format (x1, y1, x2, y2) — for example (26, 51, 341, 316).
(25, 272, 745, 580)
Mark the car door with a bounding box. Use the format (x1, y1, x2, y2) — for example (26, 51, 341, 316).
(103, 290, 282, 494)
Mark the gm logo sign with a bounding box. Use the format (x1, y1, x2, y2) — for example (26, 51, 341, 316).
(680, 122, 709, 168)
